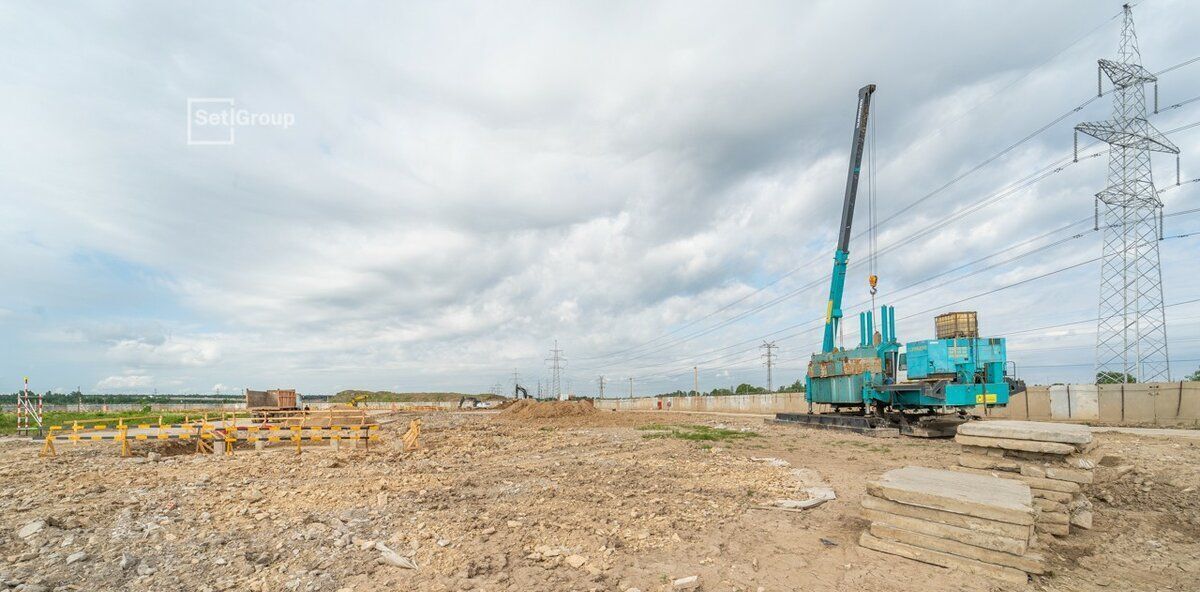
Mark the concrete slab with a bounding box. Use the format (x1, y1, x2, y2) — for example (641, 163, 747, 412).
(955, 434, 1077, 455)
(869, 523, 1045, 574)
(1030, 488, 1074, 504)
(1020, 463, 1094, 485)
(860, 495, 1032, 540)
(1071, 510, 1094, 530)
(951, 465, 1081, 493)
(958, 420, 1092, 444)
(867, 467, 1034, 526)
(1039, 511, 1069, 525)
(1043, 465, 1094, 485)
(964, 453, 1093, 484)
(858, 532, 1029, 585)
(1036, 522, 1070, 536)
(862, 508, 1028, 555)
(1032, 498, 1067, 513)
(962, 444, 1007, 457)
(959, 453, 1019, 471)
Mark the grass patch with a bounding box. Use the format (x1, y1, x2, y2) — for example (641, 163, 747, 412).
(639, 424, 758, 443)
(635, 423, 673, 431)
(0, 410, 196, 435)
(331, 390, 506, 403)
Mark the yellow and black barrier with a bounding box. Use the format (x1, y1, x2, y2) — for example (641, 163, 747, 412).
(39, 423, 382, 458)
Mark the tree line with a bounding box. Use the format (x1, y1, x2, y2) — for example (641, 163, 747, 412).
(0, 391, 245, 405)
(654, 379, 805, 398)
(1096, 365, 1200, 384)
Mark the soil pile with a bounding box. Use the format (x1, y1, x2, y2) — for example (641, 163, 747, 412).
(500, 398, 597, 419)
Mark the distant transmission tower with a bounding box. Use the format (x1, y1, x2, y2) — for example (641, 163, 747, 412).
(546, 340, 566, 400)
(598, 375, 605, 399)
(1075, 4, 1180, 383)
(761, 341, 777, 392)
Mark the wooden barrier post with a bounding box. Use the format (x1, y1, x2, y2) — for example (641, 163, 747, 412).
(118, 425, 131, 458)
(40, 427, 57, 457)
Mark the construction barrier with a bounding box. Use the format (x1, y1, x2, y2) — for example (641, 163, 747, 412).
(401, 418, 421, 452)
(39, 420, 382, 458)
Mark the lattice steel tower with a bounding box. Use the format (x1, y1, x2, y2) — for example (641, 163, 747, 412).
(546, 340, 566, 400)
(1075, 4, 1179, 383)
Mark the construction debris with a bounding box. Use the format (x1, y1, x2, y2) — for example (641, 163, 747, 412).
(4, 409, 1197, 591)
(750, 458, 837, 511)
(401, 418, 422, 452)
(953, 420, 1095, 536)
(858, 466, 1043, 584)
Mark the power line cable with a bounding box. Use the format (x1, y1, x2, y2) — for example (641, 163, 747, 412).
(580, 114, 1200, 372)
(575, 58, 1200, 373)
(625, 228, 1200, 381)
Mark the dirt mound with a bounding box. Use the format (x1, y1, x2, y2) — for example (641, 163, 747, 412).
(500, 398, 598, 419)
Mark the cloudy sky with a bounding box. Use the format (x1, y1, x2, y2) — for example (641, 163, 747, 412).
(2, 1, 1198, 396)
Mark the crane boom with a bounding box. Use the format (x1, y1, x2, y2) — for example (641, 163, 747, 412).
(821, 83, 876, 354)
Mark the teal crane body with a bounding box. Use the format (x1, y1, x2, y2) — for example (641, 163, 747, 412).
(805, 82, 1015, 413)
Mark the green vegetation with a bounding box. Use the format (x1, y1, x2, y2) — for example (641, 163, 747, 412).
(652, 379, 804, 398)
(1096, 371, 1137, 384)
(0, 391, 242, 405)
(1186, 366, 1200, 382)
(330, 390, 506, 403)
(0, 410, 198, 435)
(635, 423, 673, 431)
(638, 423, 759, 442)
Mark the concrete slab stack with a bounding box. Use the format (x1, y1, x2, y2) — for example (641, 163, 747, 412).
(954, 420, 1095, 536)
(858, 466, 1042, 584)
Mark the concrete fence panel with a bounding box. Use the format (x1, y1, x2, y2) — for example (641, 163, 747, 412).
(594, 381, 1200, 426)
(1048, 384, 1099, 420)
(1096, 385, 1126, 423)
(1151, 382, 1196, 426)
(1024, 386, 1052, 420)
(1118, 384, 1157, 423)
(1179, 382, 1200, 426)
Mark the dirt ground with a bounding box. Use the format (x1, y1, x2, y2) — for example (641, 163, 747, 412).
(0, 410, 1196, 592)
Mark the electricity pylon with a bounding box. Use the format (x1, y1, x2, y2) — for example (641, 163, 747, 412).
(546, 340, 566, 400)
(1075, 4, 1179, 383)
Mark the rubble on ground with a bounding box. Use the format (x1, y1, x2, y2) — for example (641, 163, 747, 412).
(0, 414, 1194, 591)
(499, 399, 598, 419)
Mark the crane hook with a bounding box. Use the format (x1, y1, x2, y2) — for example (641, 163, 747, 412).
(869, 274, 878, 295)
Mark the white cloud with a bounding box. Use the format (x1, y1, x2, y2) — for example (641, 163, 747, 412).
(96, 374, 153, 390)
(1, 1, 1198, 394)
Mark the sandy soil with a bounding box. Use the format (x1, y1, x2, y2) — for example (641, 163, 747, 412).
(0, 411, 1196, 592)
